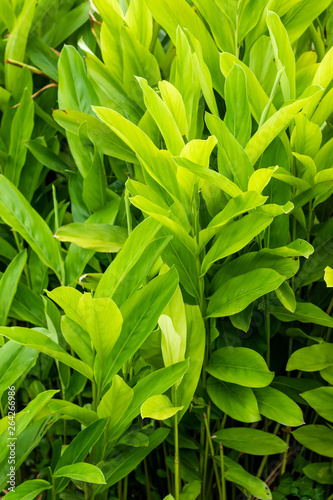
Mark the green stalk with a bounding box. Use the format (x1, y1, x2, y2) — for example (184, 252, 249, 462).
(265, 295, 271, 369)
(144, 458, 152, 500)
(203, 404, 211, 494)
(257, 423, 280, 478)
(281, 432, 291, 476)
(203, 413, 222, 500)
(259, 67, 285, 127)
(174, 410, 180, 500)
(219, 443, 226, 500)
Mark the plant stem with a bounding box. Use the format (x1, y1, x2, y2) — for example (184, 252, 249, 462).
(219, 443, 226, 500)
(203, 404, 211, 494)
(144, 458, 151, 500)
(203, 413, 222, 500)
(174, 410, 180, 500)
(265, 295, 271, 369)
(281, 431, 291, 476)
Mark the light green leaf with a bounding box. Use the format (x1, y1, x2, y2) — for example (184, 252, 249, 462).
(207, 347, 274, 388)
(275, 281, 296, 312)
(0, 341, 37, 398)
(93, 106, 181, 200)
(200, 191, 267, 248)
(207, 377, 261, 423)
(137, 77, 184, 155)
(174, 156, 242, 198)
(77, 294, 123, 382)
(97, 375, 133, 427)
(3, 480, 51, 500)
(293, 425, 333, 458)
(267, 11, 295, 101)
(141, 395, 183, 420)
(207, 268, 285, 317)
(301, 387, 333, 422)
(159, 315, 184, 367)
(248, 167, 277, 193)
(286, 343, 333, 371)
(254, 386, 304, 426)
(205, 113, 254, 191)
(213, 427, 287, 455)
(325, 266, 333, 287)
(56, 223, 127, 252)
(159, 80, 189, 137)
(53, 463, 106, 484)
(201, 213, 273, 275)
(245, 87, 322, 165)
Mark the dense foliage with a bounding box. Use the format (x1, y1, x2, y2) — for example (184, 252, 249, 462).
(0, 1, 333, 499)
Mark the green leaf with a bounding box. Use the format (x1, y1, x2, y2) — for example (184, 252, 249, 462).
(286, 343, 333, 371)
(225, 467, 272, 500)
(0, 175, 62, 280)
(174, 156, 242, 198)
(205, 113, 253, 191)
(61, 316, 93, 366)
(49, 400, 97, 427)
(101, 268, 179, 389)
(303, 462, 333, 485)
(206, 347, 274, 388)
(201, 213, 273, 275)
(245, 87, 322, 165)
(293, 425, 333, 458)
(213, 427, 287, 455)
(5, 0, 35, 90)
(324, 266, 333, 287)
(267, 11, 295, 101)
(0, 250, 27, 326)
(0, 327, 93, 380)
(107, 361, 189, 445)
(301, 387, 333, 422)
(92, 106, 181, 200)
(95, 428, 170, 492)
(5, 88, 34, 186)
(141, 395, 183, 420)
(53, 463, 106, 484)
(77, 294, 123, 382)
(224, 65, 251, 147)
(137, 77, 185, 155)
(207, 268, 285, 317)
(284, 0, 332, 44)
(253, 386, 304, 426)
(0, 341, 37, 398)
(3, 480, 51, 500)
(56, 223, 127, 252)
(176, 305, 205, 419)
(97, 375, 133, 426)
(207, 377, 261, 423)
(200, 191, 267, 248)
(54, 419, 108, 493)
(144, 0, 223, 94)
(25, 139, 68, 174)
(273, 302, 333, 328)
(275, 281, 296, 313)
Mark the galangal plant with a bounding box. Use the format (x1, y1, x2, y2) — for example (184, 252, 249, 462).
(0, 0, 332, 499)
